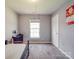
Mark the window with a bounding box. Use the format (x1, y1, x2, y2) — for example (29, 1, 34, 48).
(30, 19, 40, 38)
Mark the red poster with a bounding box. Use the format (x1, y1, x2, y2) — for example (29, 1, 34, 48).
(66, 5, 74, 25)
(66, 5, 74, 17)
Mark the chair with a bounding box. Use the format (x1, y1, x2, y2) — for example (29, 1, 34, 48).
(12, 34, 23, 43)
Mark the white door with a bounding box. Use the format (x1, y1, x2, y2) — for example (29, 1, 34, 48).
(52, 14, 59, 47)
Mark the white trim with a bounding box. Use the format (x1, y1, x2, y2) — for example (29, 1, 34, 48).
(58, 48, 72, 59)
(53, 44, 72, 59)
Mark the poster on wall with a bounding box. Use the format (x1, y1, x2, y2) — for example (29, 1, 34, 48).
(66, 4, 74, 25)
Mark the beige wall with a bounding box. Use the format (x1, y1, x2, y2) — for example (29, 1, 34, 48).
(18, 15, 51, 42)
(5, 7, 18, 40)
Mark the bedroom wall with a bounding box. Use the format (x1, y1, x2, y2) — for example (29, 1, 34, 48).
(18, 14, 51, 42)
(5, 7, 18, 40)
(51, 0, 74, 59)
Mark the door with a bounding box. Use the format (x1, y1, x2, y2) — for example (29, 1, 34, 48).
(51, 14, 59, 47)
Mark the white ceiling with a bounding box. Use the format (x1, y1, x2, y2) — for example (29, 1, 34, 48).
(6, 0, 69, 15)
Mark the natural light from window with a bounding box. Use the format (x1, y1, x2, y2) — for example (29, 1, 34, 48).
(30, 19, 40, 38)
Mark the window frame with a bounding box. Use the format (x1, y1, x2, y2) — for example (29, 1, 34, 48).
(29, 19, 40, 38)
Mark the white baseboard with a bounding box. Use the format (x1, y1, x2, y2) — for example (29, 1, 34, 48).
(24, 40, 52, 44)
(58, 48, 72, 59)
(53, 44, 72, 59)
